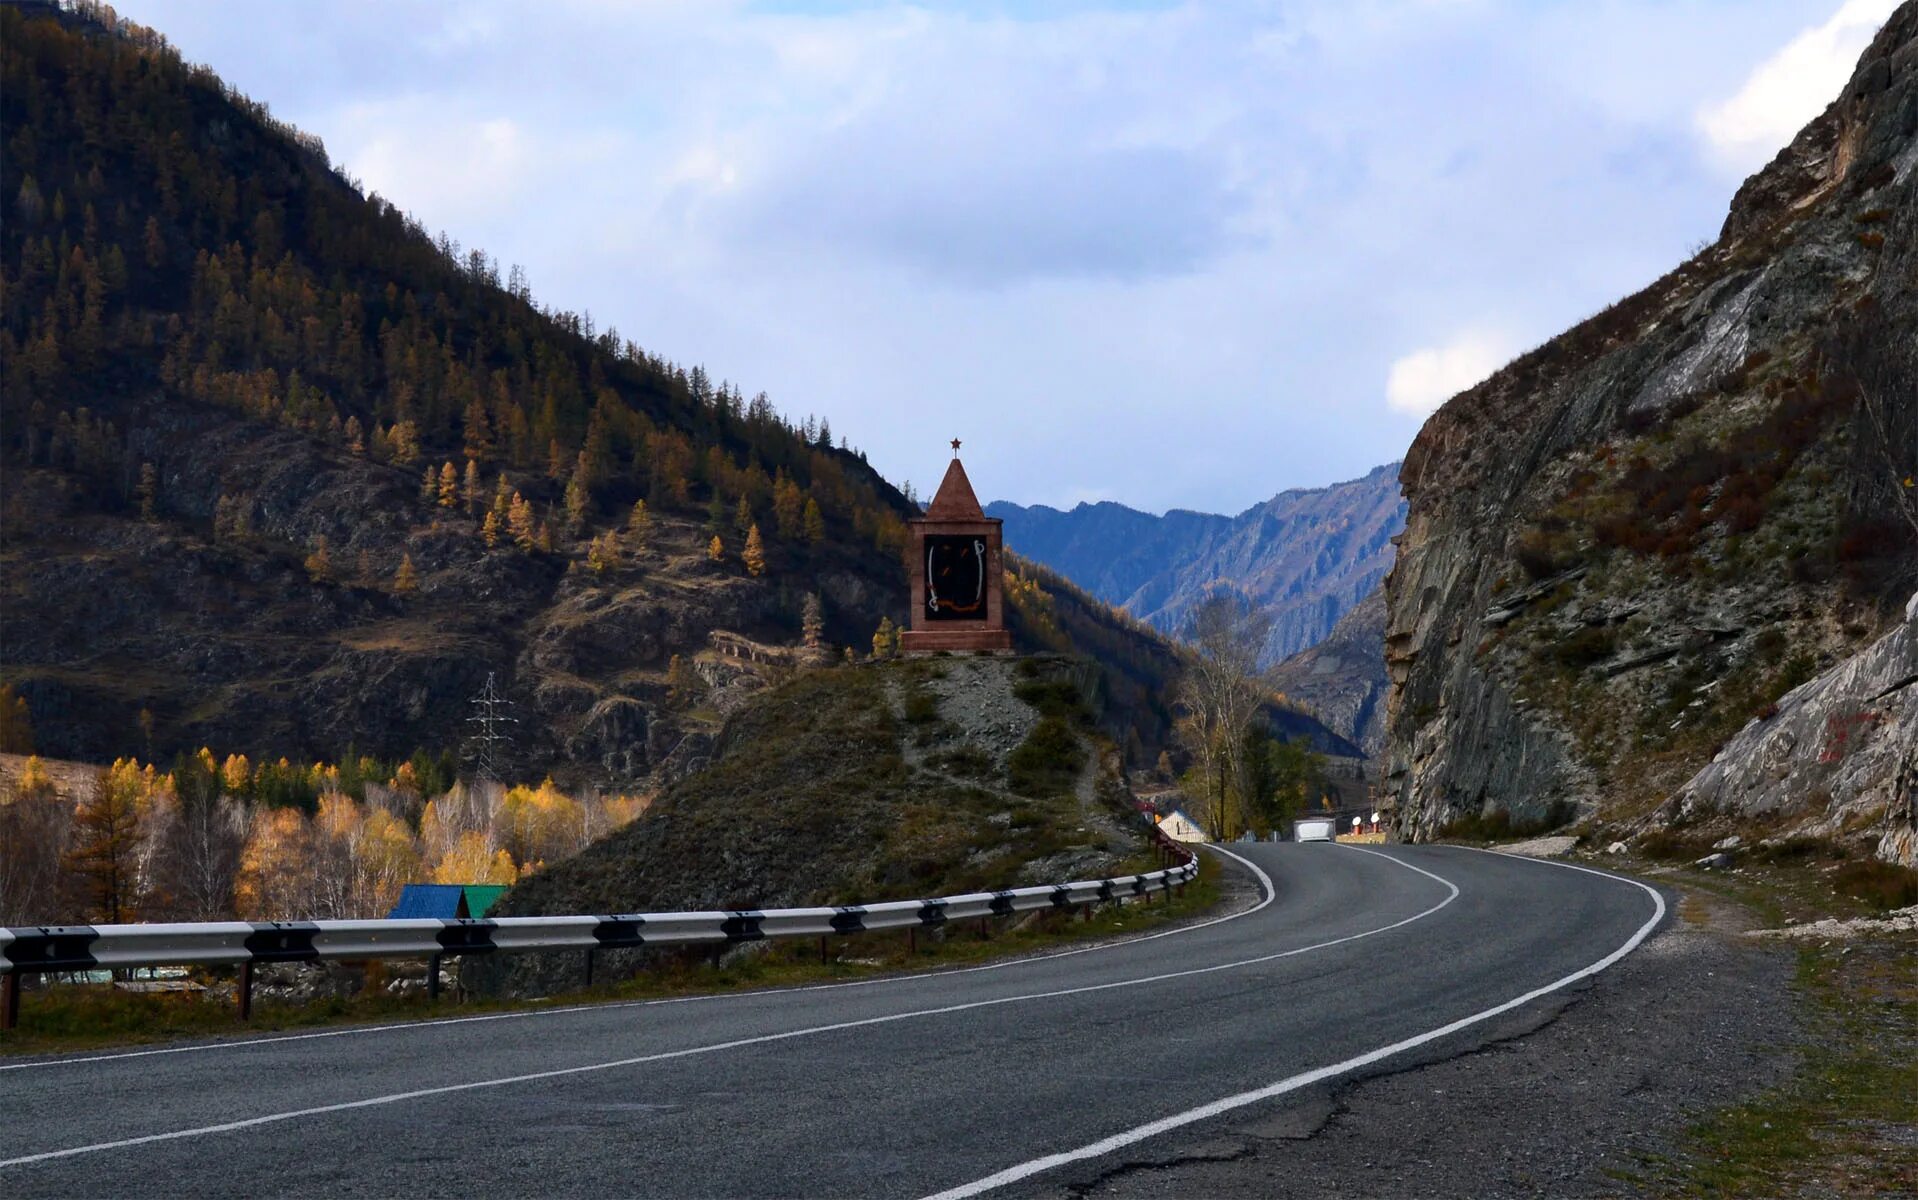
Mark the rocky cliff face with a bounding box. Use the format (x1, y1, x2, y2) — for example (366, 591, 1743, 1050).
(1666, 593, 1917, 866)
(1270, 585, 1389, 755)
(1383, 5, 1918, 858)
(991, 463, 1405, 665)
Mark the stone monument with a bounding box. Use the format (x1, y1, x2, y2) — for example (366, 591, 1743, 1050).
(900, 440, 1013, 654)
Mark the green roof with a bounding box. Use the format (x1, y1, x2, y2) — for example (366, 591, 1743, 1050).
(460, 884, 507, 918)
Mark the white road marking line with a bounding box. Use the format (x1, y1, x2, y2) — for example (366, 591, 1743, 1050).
(918, 846, 1667, 1200)
(0, 847, 1458, 1168)
(1, 851, 1270, 1074)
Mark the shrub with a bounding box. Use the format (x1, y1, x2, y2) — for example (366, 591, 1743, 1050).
(902, 688, 940, 725)
(1006, 716, 1084, 798)
(1554, 626, 1619, 669)
(1832, 860, 1918, 912)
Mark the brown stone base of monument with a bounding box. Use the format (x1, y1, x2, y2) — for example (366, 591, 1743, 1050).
(899, 628, 1014, 655)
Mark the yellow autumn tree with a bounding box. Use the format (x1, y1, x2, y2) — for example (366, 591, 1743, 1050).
(482, 509, 501, 548)
(498, 777, 585, 867)
(508, 492, 537, 550)
(432, 830, 517, 886)
(221, 753, 252, 797)
(626, 499, 651, 555)
(394, 553, 419, 594)
(235, 806, 314, 920)
(743, 523, 767, 576)
(708, 534, 724, 562)
(437, 461, 459, 509)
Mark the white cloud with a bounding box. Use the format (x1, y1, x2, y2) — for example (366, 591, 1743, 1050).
(1385, 331, 1513, 416)
(1697, 0, 1897, 172)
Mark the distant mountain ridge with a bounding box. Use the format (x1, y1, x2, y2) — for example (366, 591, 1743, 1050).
(989, 463, 1405, 665)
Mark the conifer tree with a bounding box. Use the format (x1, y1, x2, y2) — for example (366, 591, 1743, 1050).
(871, 616, 899, 660)
(437, 461, 459, 509)
(482, 509, 501, 549)
(802, 593, 824, 650)
(803, 498, 826, 546)
(508, 492, 537, 550)
(536, 522, 555, 554)
(344, 415, 366, 455)
(66, 764, 145, 923)
(136, 461, 158, 521)
(734, 495, 754, 543)
(305, 536, 333, 583)
(420, 465, 437, 503)
(743, 523, 767, 577)
(626, 499, 651, 555)
(462, 398, 494, 461)
(587, 533, 612, 574)
(388, 420, 422, 466)
(394, 553, 419, 594)
(462, 459, 482, 512)
(563, 469, 589, 537)
(773, 475, 805, 539)
(708, 534, 724, 562)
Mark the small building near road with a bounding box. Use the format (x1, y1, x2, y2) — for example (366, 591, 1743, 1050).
(1156, 809, 1209, 843)
(388, 883, 508, 920)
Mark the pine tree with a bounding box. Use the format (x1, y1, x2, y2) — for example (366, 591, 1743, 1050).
(587, 533, 612, 574)
(508, 493, 537, 550)
(803, 498, 826, 546)
(871, 616, 899, 660)
(482, 509, 501, 548)
(343, 415, 366, 455)
(563, 469, 589, 537)
(462, 397, 494, 461)
(626, 499, 651, 555)
(734, 495, 754, 543)
(136, 461, 158, 521)
(305, 536, 333, 583)
(708, 534, 724, 562)
(773, 474, 805, 539)
(420, 465, 437, 503)
(388, 420, 422, 466)
(536, 522, 555, 554)
(802, 593, 824, 650)
(437, 461, 459, 509)
(394, 553, 419, 594)
(66, 764, 146, 923)
(743, 523, 767, 576)
(462, 459, 483, 512)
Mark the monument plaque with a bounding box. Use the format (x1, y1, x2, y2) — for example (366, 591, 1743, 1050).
(901, 441, 1013, 654)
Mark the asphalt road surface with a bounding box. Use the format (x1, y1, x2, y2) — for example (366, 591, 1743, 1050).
(0, 844, 1666, 1199)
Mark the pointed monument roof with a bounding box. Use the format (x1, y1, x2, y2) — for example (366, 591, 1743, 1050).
(924, 455, 987, 521)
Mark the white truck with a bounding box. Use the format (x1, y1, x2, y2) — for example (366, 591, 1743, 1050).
(1294, 818, 1335, 843)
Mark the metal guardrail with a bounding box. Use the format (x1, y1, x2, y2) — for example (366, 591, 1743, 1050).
(0, 838, 1199, 1030)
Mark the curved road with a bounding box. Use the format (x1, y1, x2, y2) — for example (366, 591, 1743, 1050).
(0, 845, 1664, 1198)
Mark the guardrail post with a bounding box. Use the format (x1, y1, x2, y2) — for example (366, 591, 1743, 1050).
(237, 961, 254, 1021)
(2, 971, 20, 1031)
(583, 948, 596, 988)
(819, 935, 829, 965)
(427, 954, 442, 1002)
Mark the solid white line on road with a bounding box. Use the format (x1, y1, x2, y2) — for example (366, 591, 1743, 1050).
(918, 847, 1667, 1200)
(0, 847, 1456, 1169)
(2, 849, 1272, 1075)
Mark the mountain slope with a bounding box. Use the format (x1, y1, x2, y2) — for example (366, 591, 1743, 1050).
(1382, 4, 1918, 862)
(0, 4, 1195, 784)
(1270, 584, 1389, 755)
(990, 463, 1405, 665)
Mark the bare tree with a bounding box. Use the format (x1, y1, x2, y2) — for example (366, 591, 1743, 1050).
(1175, 589, 1276, 841)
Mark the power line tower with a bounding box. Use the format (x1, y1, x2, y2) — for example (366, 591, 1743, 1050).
(465, 672, 517, 784)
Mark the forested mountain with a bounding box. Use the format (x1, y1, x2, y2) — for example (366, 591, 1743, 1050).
(1383, 5, 1917, 867)
(0, 2, 1191, 792)
(990, 463, 1404, 666)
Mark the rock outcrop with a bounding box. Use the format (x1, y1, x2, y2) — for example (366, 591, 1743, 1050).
(1664, 593, 1917, 866)
(1383, 5, 1918, 854)
(1270, 584, 1390, 755)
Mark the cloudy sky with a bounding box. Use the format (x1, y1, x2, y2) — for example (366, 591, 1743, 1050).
(117, 0, 1898, 514)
